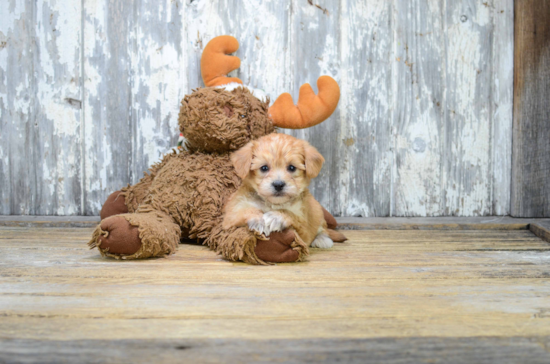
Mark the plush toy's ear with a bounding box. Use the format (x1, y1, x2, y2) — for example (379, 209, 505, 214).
(201, 35, 243, 87)
(303, 143, 324, 179)
(231, 142, 254, 179)
(269, 76, 340, 129)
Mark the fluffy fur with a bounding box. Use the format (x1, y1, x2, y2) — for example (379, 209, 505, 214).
(179, 87, 272, 153)
(223, 134, 333, 248)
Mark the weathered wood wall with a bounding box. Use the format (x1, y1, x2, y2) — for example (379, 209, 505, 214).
(0, 0, 514, 217)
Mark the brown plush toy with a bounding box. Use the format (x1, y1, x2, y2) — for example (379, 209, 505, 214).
(88, 35, 346, 264)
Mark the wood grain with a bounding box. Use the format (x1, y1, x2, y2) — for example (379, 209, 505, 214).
(0, 0, 515, 216)
(443, 0, 493, 217)
(491, 0, 514, 216)
(0, 0, 35, 215)
(530, 221, 550, 243)
(0, 0, 83, 215)
(335, 216, 542, 230)
(1, 226, 550, 360)
(393, 0, 445, 216)
(2, 337, 549, 364)
(511, 0, 550, 217)
(338, 0, 393, 217)
(34, 0, 83, 215)
(82, 0, 134, 215)
(130, 0, 185, 188)
(1, 227, 550, 343)
(2, 215, 549, 230)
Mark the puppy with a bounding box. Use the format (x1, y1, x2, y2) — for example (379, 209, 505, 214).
(223, 133, 333, 249)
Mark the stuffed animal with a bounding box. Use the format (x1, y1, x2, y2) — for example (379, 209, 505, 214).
(88, 35, 346, 264)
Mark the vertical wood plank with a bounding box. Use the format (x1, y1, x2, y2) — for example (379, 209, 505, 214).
(393, 0, 512, 217)
(34, 0, 82, 214)
(491, 0, 513, 215)
(337, 0, 392, 217)
(393, 0, 445, 216)
(512, 0, 550, 217)
(130, 0, 186, 184)
(0, 1, 36, 215)
(442, 0, 494, 216)
(83, 0, 134, 214)
(288, 0, 340, 213)
(0, 0, 82, 215)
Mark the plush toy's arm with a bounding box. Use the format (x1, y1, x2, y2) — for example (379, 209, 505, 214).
(207, 224, 309, 265)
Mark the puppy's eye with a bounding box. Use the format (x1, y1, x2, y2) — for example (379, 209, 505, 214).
(260, 165, 269, 172)
(240, 114, 246, 118)
(287, 165, 296, 172)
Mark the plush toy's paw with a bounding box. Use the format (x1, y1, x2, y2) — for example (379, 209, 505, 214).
(247, 217, 267, 236)
(100, 190, 129, 220)
(89, 212, 180, 260)
(311, 233, 334, 249)
(262, 211, 288, 234)
(255, 229, 305, 263)
(209, 225, 309, 265)
(93, 216, 142, 256)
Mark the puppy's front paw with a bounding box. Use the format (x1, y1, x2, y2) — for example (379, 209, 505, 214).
(311, 233, 334, 249)
(247, 217, 267, 236)
(263, 211, 288, 235)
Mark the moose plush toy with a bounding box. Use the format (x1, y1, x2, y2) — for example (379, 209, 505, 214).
(88, 35, 345, 264)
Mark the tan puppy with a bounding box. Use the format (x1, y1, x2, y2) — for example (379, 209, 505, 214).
(223, 133, 333, 249)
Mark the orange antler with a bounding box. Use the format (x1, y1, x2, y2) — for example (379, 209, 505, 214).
(269, 76, 340, 129)
(201, 35, 243, 87)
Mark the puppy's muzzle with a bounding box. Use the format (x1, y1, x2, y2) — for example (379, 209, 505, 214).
(272, 180, 286, 192)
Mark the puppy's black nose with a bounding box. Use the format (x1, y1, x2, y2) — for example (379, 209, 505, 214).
(272, 180, 286, 192)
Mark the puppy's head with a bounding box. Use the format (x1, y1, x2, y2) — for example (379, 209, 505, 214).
(231, 134, 324, 205)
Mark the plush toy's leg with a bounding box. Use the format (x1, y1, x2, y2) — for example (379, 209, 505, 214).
(99, 178, 155, 220)
(207, 224, 309, 265)
(100, 191, 128, 220)
(88, 211, 180, 260)
(100, 153, 174, 220)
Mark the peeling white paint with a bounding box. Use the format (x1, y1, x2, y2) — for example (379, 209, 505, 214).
(1, 0, 514, 216)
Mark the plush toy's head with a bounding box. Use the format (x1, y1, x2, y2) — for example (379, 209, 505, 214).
(179, 87, 273, 153)
(178, 35, 341, 153)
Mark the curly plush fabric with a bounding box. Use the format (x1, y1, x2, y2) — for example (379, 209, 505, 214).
(180, 87, 272, 153)
(133, 150, 240, 240)
(88, 211, 179, 260)
(121, 162, 162, 213)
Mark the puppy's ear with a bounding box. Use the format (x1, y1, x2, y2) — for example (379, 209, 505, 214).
(231, 142, 254, 179)
(304, 143, 325, 179)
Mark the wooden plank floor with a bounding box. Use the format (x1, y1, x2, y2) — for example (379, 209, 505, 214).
(1, 227, 550, 363)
